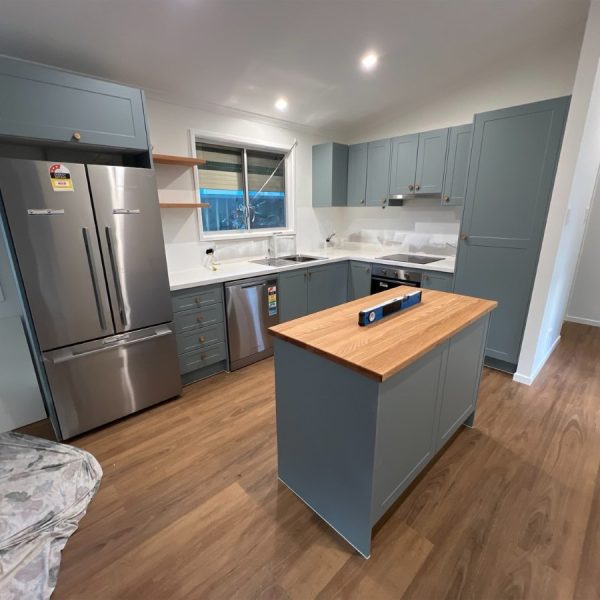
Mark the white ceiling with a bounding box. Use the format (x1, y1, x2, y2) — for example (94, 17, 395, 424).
(0, 0, 589, 133)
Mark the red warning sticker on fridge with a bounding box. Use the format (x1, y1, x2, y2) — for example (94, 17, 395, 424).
(49, 164, 74, 192)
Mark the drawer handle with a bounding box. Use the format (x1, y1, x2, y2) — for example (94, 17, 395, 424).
(199, 336, 205, 342)
(201, 353, 208, 360)
(73, 131, 81, 141)
(196, 316, 204, 322)
(195, 297, 201, 304)
(408, 184, 414, 191)
(415, 184, 421, 191)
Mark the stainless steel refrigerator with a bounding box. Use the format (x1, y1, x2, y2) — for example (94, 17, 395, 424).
(0, 159, 181, 439)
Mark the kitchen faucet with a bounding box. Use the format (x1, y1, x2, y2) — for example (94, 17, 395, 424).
(325, 232, 336, 245)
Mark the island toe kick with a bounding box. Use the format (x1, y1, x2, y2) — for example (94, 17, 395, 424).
(273, 310, 491, 558)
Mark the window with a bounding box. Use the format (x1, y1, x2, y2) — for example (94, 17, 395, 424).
(195, 139, 290, 237)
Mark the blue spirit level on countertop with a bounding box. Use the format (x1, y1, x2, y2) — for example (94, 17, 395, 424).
(358, 290, 422, 326)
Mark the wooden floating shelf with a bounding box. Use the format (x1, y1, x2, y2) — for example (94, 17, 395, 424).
(153, 154, 206, 167)
(159, 203, 210, 209)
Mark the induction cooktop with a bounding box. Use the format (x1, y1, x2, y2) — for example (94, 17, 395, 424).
(377, 253, 443, 265)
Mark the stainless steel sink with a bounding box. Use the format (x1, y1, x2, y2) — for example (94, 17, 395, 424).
(278, 255, 326, 263)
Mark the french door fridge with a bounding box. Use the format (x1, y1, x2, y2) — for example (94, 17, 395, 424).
(0, 159, 181, 439)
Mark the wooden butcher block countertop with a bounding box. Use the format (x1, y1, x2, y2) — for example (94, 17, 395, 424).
(269, 287, 497, 382)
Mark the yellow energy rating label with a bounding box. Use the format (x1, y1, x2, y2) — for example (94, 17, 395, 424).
(49, 163, 74, 192)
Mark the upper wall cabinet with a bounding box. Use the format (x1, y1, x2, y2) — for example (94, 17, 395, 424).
(366, 138, 391, 206)
(0, 56, 149, 151)
(389, 129, 448, 197)
(442, 124, 473, 206)
(346, 143, 368, 206)
(415, 128, 449, 195)
(312, 142, 348, 207)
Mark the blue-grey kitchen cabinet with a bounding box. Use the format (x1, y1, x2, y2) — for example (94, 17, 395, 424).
(365, 139, 391, 207)
(312, 143, 348, 207)
(308, 263, 349, 313)
(414, 128, 449, 195)
(421, 271, 454, 292)
(453, 96, 570, 372)
(348, 261, 372, 300)
(279, 269, 310, 322)
(171, 284, 229, 385)
(279, 263, 349, 322)
(346, 143, 368, 206)
(389, 134, 419, 196)
(442, 124, 473, 206)
(0, 56, 149, 151)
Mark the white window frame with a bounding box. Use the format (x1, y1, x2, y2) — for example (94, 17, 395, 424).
(189, 129, 295, 241)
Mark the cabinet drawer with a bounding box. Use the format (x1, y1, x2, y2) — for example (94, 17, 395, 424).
(176, 323, 225, 355)
(174, 304, 224, 333)
(0, 56, 148, 150)
(172, 286, 222, 313)
(178, 342, 226, 374)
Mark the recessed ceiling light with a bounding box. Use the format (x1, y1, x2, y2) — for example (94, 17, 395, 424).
(275, 97, 288, 111)
(361, 51, 379, 71)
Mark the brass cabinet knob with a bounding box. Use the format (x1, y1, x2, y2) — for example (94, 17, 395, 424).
(443, 196, 450, 203)
(460, 233, 469, 241)
(72, 132, 81, 141)
(201, 353, 207, 360)
(195, 297, 201, 304)
(196, 315, 204, 322)
(415, 184, 421, 191)
(408, 184, 414, 191)
(198, 336, 205, 343)
(361, 199, 365, 204)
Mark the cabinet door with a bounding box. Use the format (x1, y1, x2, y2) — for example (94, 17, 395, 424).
(308, 263, 349, 313)
(436, 317, 488, 450)
(415, 128, 449, 195)
(278, 269, 308, 322)
(442, 124, 473, 206)
(348, 262, 372, 300)
(454, 97, 570, 369)
(389, 134, 419, 196)
(365, 139, 391, 207)
(422, 272, 453, 292)
(312, 143, 348, 207)
(0, 56, 148, 150)
(347, 143, 368, 206)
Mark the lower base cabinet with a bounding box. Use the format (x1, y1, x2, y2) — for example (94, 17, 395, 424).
(422, 271, 454, 292)
(171, 284, 228, 384)
(348, 261, 372, 300)
(279, 262, 349, 322)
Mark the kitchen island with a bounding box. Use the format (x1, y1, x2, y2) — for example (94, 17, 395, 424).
(269, 287, 497, 558)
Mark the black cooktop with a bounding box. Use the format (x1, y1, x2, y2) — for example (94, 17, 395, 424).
(377, 253, 443, 265)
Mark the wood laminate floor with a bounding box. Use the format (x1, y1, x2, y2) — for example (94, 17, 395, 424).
(27, 322, 600, 599)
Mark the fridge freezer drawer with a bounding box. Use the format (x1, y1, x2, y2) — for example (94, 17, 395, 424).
(43, 325, 182, 439)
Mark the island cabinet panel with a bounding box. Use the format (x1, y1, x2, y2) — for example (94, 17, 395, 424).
(346, 143, 368, 206)
(0, 56, 148, 150)
(435, 316, 488, 450)
(414, 128, 449, 195)
(348, 261, 372, 300)
(365, 138, 391, 207)
(389, 134, 419, 196)
(307, 262, 348, 313)
(370, 345, 444, 524)
(274, 338, 380, 559)
(278, 269, 309, 322)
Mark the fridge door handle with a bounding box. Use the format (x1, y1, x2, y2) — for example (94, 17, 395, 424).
(82, 227, 107, 330)
(105, 225, 128, 326)
(45, 329, 172, 364)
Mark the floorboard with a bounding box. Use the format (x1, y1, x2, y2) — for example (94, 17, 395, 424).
(19, 322, 600, 599)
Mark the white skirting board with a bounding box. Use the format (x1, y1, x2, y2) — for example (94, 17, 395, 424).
(513, 335, 561, 386)
(565, 315, 600, 327)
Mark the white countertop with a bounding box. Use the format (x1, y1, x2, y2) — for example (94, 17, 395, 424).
(168, 246, 455, 291)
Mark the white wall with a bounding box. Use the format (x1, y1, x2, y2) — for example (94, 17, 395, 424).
(0, 235, 45, 433)
(516, 0, 600, 384)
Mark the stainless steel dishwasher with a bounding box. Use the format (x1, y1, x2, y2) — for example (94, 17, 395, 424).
(225, 275, 279, 370)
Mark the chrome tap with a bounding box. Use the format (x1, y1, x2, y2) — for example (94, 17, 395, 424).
(325, 232, 336, 245)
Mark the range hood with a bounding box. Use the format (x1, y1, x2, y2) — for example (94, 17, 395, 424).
(386, 193, 449, 207)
